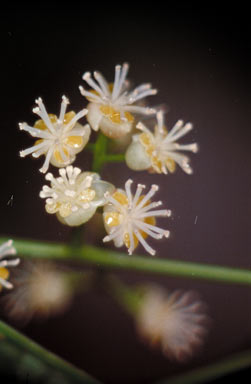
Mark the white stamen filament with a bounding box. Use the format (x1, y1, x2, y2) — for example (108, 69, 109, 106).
(94, 71, 110, 96)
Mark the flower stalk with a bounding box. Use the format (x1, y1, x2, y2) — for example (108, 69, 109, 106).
(0, 320, 100, 384)
(1, 237, 251, 286)
(155, 349, 251, 384)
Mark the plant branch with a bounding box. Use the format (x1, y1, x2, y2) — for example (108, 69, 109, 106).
(1, 236, 251, 286)
(0, 320, 100, 384)
(155, 350, 251, 384)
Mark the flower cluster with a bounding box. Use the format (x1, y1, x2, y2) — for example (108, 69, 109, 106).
(19, 63, 191, 255)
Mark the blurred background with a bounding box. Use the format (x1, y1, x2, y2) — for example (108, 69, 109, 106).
(0, 5, 250, 383)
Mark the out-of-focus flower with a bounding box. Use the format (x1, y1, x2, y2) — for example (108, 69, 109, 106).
(0, 240, 19, 291)
(40, 165, 114, 226)
(4, 261, 74, 323)
(125, 111, 198, 174)
(79, 63, 157, 139)
(136, 286, 208, 361)
(103, 179, 171, 255)
(19, 96, 90, 173)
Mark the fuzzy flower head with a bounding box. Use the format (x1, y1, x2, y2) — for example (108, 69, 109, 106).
(40, 165, 114, 226)
(79, 63, 157, 139)
(125, 111, 198, 175)
(4, 261, 73, 323)
(136, 286, 208, 361)
(103, 179, 171, 256)
(19, 96, 90, 173)
(0, 240, 20, 291)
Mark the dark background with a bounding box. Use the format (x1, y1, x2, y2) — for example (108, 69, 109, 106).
(0, 5, 250, 384)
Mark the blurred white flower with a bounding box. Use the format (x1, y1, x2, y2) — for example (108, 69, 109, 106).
(103, 179, 171, 255)
(40, 165, 114, 226)
(125, 111, 198, 174)
(4, 261, 73, 322)
(19, 96, 90, 173)
(136, 286, 208, 361)
(0, 240, 19, 291)
(79, 63, 157, 139)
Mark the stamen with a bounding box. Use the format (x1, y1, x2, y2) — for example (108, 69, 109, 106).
(0, 278, 13, 289)
(83, 72, 105, 97)
(94, 71, 110, 96)
(131, 83, 151, 95)
(132, 183, 146, 209)
(112, 64, 122, 102)
(134, 230, 156, 256)
(63, 109, 88, 132)
(174, 143, 199, 153)
(138, 209, 171, 218)
(34, 98, 56, 134)
(39, 146, 55, 173)
(124, 105, 156, 115)
(134, 221, 163, 239)
(20, 141, 49, 158)
(125, 179, 133, 207)
(167, 122, 193, 143)
(135, 185, 159, 211)
(117, 63, 129, 96)
(156, 111, 165, 134)
(19, 123, 52, 139)
(58, 95, 69, 123)
(79, 86, 104, 103)
(166, 119, 184, 138)
(129, 88, 157, 104)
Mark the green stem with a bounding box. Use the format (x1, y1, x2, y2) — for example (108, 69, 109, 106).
(156, 350, 251, 384)
(103, 153, 125, 163)
(0, 320, 100, 384)
(1, 236, 251, 286)
(92, 133, 108, 173)
(106, 275, 144, 315)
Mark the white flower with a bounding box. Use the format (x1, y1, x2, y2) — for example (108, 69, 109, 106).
(0, 240, 20, 290)
(40, 165, 114, 226)
(125, 111, 198, 174)
(136, 286, 208, 361)
(79, 63, 157, 139)
(103, 179, 171, 255)
(19, 96, 90, 173)
(4, 261, 73, 322)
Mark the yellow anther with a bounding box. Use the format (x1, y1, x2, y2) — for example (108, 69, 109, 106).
(45, 202, 60, 214)
(123, 232, 139, 250)
(104, 212, 121, 227)
(113, 191, 128, 206)
(166, 158, 176, 173)
(79, 188, 96, 203)
(65, 136, 83, 149)
(63, 111, 76, 125)
(59, 202, 72, 218)
(53, 146, 69, 164)
(34, 114, 57, 130)
(0, 267, 9, 280)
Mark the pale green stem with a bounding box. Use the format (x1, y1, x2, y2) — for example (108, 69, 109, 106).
(90, 132, 125, 173)
(156, 350, 251, 384)
(1, 236, 251, 286)
(0, 320, 100, 384)
(106, 275, 144, 315)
